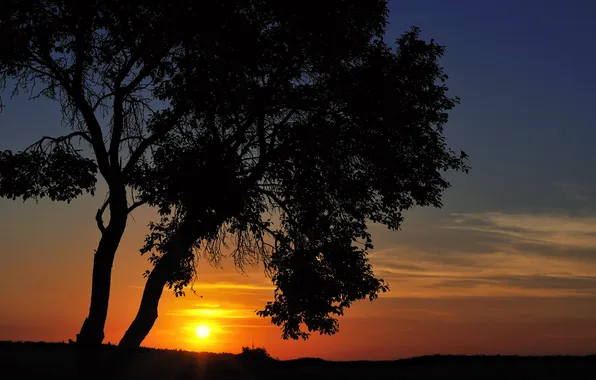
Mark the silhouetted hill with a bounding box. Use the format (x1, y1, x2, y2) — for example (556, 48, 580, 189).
(1, 341, 594, 379)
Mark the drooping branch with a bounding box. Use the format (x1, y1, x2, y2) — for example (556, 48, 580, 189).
(256, 187, 292, 217)
(12, 60, 60, 82)
(24, 131, 92, 153)
(109, 92, 125, 168)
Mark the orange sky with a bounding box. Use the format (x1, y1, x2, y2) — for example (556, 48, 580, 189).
(1, 188, 596, 360)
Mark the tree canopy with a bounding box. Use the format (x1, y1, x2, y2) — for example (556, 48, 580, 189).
(125, 26, 469, 341)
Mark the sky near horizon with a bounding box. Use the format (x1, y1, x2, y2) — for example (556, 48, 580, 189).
(1, 0, 596, 360)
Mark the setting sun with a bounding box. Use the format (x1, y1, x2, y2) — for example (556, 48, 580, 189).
(195, 325, 211, 339)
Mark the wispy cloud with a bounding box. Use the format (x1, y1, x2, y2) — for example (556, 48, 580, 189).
(369, 212, 596, 298)
(165, 307, 259, 319)
(128, 281, 273, 291)
(192, 303, 221, 308)
(190, 282, 273, 291)
(444, 212, 596, 257)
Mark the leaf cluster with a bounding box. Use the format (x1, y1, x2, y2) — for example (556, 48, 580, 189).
(0, 147, 97, 202)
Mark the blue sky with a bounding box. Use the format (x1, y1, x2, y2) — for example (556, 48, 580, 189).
(387, 0, 596, 216)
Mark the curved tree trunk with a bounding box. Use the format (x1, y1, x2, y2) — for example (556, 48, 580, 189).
(119, 217, 200, 348)
(76, 188, 129, 379)
(118, 261, 169, 348)
(119, 206, 229, 349)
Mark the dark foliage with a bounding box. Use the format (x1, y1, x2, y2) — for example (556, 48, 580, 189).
(239, 345, 274, 364)
(0, 147, 97, 202)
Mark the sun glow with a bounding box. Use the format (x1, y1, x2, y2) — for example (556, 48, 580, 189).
(195, 324, 211, 339)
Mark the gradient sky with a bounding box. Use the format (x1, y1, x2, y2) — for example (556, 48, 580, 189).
(1, 0, 596, 360)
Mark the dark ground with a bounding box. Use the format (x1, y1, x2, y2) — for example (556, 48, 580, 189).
(0, 341, 594, 379)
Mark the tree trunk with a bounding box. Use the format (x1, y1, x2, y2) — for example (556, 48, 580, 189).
(95, 260, 168, 380)
(119, 211, 224, 349)
(76, 190, 128, 379)
(118, 262, 168, 348)
(118, 219, 197, 348)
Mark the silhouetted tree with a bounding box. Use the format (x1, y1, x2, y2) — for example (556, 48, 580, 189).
(0, 0, 469, 376)
(120, 16, 469, 347)
(0, 0, 281, 376)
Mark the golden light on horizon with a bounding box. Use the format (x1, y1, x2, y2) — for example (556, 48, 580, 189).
(195, 324, 211, 339)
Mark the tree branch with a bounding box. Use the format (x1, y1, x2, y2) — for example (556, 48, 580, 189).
(127, 200, 145, 213)
(72, 30, 87, 96)
(119, 135, 146, 144)
(257, 112, 266, 163)
(228, 53, 296, 157)
(226, 64, 287, 151)
(120, 49, 168, 95)
(245, 108, 296, 183)
(96, 197, 109, 233)
(116, 53, 140, 87)
(74, 97, 112, 179)
(122, 110, 183, 178)
(110, 92, 124, 168)
(109, 51, 147, 170)
(17, 60, 59, 81)
(256, 187, 291, 217)
(91, 91, 115, 112)
(24, 131, 92, 152)
(38, 51, 112, 178)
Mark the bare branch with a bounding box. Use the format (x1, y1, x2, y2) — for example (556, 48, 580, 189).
(116, 53, 140, 87)
(17, 60, 59, 82)
(109, 92, 124, 168)
(122, 110, 183, 177)
(96, 197, 109, 234)
(119, 135, 146, 144)
(37, 51, 112, 178)
(120, 48, 169, 95)
(127, 200, 145, 213)
(256, 188, 291, 217)
(91, 91, 115, 112)
(24, 131, 93, 153)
